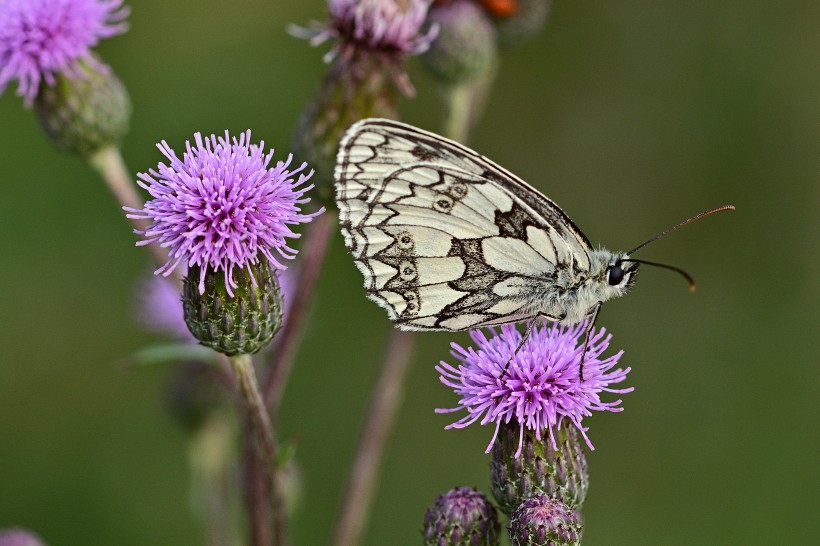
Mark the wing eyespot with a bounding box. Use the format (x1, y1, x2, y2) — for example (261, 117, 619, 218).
(448, 182, 468, 199)
(402, 291, 420, 316)
(433, 195, 454, 213)
(396, 231, 415, 250)
(399, 261, 417, 281)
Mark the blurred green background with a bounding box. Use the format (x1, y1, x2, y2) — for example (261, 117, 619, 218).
(1, 1, 818, 544)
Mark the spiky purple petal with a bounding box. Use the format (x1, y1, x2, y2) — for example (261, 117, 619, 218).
(126, 130, 323, 295)
(0, 0, 128, 106)
(437, 323, 633, 457)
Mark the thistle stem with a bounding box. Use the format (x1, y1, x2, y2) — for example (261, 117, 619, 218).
(230, 354, 288, 546)
(441, 83, 473, 144)
(440, 59, 498, 143)
(263, 212, 334, 418)
(188, 411, 240, 546)
(331, 330, 417, 546)
(87, 145, 169, 271)
(244, 425, 273, 546)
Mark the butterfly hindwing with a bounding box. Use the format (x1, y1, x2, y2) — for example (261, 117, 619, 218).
(335, 119, 594, 331)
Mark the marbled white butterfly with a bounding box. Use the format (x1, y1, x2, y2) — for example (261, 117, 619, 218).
(334, 118, 733, 350)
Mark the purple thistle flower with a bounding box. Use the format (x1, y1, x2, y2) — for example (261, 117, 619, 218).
(436, 323, 633, 457)
(126, 130, 323, 296)
(0, 0, 128, 106)
(300, 0, 437, 62)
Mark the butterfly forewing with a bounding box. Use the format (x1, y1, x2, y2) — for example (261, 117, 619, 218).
(335, 119, 594, 331)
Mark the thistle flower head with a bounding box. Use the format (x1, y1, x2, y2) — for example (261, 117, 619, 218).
(437, 323, 633, 457)
(126, 130, 323, 296)
(0, 0, 128, 106)
(301, 0, 436, 61)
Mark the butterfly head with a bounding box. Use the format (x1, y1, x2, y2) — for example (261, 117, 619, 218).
(607, 255, 640, 291)
(590, 249, 639, 300)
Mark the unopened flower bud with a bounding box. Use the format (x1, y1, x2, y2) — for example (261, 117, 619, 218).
(422, 0, 498, 85)
(493, 0, 552, 48)
(34, 59, 131, 158)
(509, 495, 582, 546)
(422, 486, 500, 546)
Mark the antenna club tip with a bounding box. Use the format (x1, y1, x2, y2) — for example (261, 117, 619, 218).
(688, 284, 697, 293)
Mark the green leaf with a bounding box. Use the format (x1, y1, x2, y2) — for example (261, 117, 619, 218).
(124, 343, 221, 368)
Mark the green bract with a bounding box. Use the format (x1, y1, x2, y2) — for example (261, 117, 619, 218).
(183, 261, 283, 356)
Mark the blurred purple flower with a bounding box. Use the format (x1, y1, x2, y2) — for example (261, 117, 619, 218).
(136, 274, 192, 342)
(126, 130, 323, 296)
(298, 0, 436, 62)
(0, 0, 128, 106)
(0, 528, 46, 546)
(437, 323, 633, 457)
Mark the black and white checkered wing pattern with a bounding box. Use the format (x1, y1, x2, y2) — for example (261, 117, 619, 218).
(334, 119, 592, 331)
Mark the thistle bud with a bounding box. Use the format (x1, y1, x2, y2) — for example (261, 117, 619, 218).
(509, 495, 582, 546)
(183, 261, 284, 356)
(422, 0, 498, 85)
(490, 422, 588, 516)
(422, 487, 500, 546)
(34, 59, 131, 158)
(493, 0, 552, 48)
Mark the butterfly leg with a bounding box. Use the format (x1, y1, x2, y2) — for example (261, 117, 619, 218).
(579, 302, 603, 381)
(500, 313, 562, 378)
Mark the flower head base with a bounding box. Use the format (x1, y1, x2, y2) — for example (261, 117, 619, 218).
(0, 0, 128, 106)
(126, 130, 323, 296)
(437, 323, 632, 457)
(490, 422, 588, 515)
(136, 267, 295, 344)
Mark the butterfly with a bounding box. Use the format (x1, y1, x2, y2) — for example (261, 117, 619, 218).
(334, 118, 733, 356)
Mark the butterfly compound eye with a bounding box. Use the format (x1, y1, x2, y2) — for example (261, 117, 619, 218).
(608, 263, 625, 286)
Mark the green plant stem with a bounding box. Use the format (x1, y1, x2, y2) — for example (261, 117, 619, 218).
(442, 83, 474, 144)
(331, 330, 417, 546)
(87, 145, 170, 271)
(188, 411, 241, 546)
(244, 422, 273, 546)
(440, 59, 498, 143)
(230, 354, 288, 546)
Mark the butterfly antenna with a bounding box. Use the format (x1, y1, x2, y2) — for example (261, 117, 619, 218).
(627, 205, 735, 256)
(623, 258, 698, 292)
